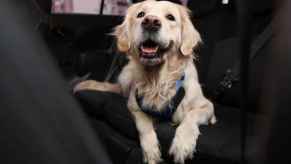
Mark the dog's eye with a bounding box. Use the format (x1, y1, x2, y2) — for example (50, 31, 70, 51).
(137, 11, 145, 18)
(166, 14, 175, 21)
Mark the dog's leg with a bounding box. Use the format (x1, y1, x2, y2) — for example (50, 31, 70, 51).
(128, 88, 162, 164)
(73, 80, 122, 94)
(169, 101, 215, 164)
(130, 110, 162, 164)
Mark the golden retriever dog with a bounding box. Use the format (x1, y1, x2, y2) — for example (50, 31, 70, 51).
(75, 0, 216, 163)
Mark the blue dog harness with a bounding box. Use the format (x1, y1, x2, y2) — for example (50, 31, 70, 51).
(135, 74, 185, 121)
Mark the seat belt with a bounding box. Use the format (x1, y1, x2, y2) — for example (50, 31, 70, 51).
(213, 22, 273, 100)
(100, 0, 105, 15)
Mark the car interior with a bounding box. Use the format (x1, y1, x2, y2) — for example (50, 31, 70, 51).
(1, 0, 290, 164)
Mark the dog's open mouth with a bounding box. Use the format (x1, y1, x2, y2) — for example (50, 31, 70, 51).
(139, 40, 163, 66)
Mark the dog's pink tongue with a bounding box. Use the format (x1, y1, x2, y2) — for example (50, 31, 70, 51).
(141, 46, 158, 54)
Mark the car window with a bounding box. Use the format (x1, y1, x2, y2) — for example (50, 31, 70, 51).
(51, 0, 131, 15)
(51, 0, 188, 15)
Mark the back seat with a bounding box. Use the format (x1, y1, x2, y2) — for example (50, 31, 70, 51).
(33, 0, 274, 163)
(191, 0, 272, 112)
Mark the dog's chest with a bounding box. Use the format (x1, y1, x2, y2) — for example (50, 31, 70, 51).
(137, 81, 177, 111)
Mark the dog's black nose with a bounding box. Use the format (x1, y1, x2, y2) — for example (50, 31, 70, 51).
(142, 15, 161, 32)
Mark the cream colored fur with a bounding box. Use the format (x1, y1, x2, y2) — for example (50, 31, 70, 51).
(74, 1, 216, 164)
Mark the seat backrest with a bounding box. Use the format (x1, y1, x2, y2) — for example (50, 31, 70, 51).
(189, 0, 273, 113)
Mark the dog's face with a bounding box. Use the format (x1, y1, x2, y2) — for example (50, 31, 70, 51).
(115, 0, 201, 67)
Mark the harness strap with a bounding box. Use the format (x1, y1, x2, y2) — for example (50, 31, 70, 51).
(135, 74, 185, 121)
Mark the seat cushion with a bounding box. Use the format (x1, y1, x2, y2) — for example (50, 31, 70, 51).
(156, 104, 262, 163)
(76, 91, 264, 163)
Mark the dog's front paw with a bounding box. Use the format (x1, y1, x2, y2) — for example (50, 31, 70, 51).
(140, 132, 162, 164)
(143, 146, 162, 164)
(169, 125, 200, 164)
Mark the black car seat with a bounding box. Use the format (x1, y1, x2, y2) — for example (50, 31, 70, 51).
(87, 0, 274, 163)
(32, 0, 275, 163)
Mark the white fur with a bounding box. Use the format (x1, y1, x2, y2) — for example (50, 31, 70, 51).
(75, 1, 216, 164)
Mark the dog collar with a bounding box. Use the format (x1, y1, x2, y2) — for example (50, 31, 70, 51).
(135, 74, 185, 121)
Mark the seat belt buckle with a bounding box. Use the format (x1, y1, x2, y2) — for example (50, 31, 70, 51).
(220, 69, 239, 89)
(212, 68, 239, 100)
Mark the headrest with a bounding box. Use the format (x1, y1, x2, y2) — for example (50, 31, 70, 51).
(188, 0, 230, 17)
(187, 0, 272, 17)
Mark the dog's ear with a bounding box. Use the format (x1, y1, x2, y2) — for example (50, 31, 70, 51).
(114, 21, 130, 53)
(113, 3, 142, 53)
(179, 7, 202, 56)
